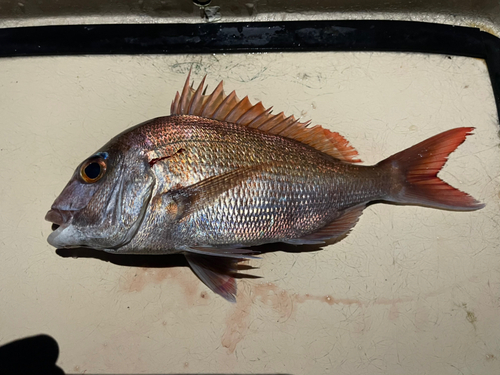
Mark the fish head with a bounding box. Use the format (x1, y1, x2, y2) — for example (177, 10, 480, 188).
(45, 143, 155, 251)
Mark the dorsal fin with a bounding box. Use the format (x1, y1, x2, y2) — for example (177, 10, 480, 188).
(171, 72, 361, 163)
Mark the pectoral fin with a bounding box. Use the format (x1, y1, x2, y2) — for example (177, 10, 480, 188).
(167, 164, 265, 220)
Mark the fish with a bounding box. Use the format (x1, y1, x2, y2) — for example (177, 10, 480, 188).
(45, 72, 484, 302)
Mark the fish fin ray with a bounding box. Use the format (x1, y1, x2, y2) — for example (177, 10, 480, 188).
(236, 101, 268, 125)
(170, 91, 181, 115)
(225, 96, 253, 123)
(188, 75, 206, 115)
(379, 127, 484, 211)
(167, 164, 267, 220)
(172, 74, 362, 163)
(212, 90, 239, 120)
(282, 238, 325, 245)
(293, 205, 365, 243)
(178, 69, 193, 115)
(200, 81, 225, 117)
(182, 246, 260, 259)
(184, 253, 239, 302)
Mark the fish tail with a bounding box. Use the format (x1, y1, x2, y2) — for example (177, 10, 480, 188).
(379, 127, 484, 211)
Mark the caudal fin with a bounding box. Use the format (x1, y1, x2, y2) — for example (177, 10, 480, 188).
(379, 127, 484, 211)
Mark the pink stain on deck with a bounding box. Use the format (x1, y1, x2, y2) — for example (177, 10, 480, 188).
(221, 282, 364, 353)
(120, 268, 413, 354)
(121, 267, 202, 305)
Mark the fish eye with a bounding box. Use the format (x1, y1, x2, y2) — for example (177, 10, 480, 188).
(80, 157, 107, 183)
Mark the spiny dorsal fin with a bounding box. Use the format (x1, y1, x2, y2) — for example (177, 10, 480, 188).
(171, 72, 361, 163)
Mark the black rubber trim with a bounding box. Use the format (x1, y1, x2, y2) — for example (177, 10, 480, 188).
(0, 20, 499, 120)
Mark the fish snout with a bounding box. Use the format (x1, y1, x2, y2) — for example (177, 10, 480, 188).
(45, 208, 74, 230)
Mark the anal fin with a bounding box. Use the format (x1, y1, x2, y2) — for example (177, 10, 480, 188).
(183, 245, 260, 259)
(286, 205, 365, 245)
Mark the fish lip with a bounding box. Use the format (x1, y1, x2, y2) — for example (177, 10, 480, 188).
(45, 208, 74, 228)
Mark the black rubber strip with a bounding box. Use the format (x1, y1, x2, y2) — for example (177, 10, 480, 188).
(0, 20, 499, 120)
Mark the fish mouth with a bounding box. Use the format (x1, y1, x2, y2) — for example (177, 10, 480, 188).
(45, 209, 74, 230)
(46, 209, 78, 248)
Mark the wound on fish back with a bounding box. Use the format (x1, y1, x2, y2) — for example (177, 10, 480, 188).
(149, 148, 185, 167)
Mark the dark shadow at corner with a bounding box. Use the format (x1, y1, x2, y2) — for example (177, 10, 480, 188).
(0, 334, 292, 374)
(0, 334, 64, 375)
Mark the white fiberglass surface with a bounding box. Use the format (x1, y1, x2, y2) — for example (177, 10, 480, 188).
(0, 52, 499, 374)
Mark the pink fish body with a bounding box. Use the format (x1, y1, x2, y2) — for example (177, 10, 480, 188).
(46, 73, 484, 301)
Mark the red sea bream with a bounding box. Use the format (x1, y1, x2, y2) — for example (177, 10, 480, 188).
(45, 73, 484, 301)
